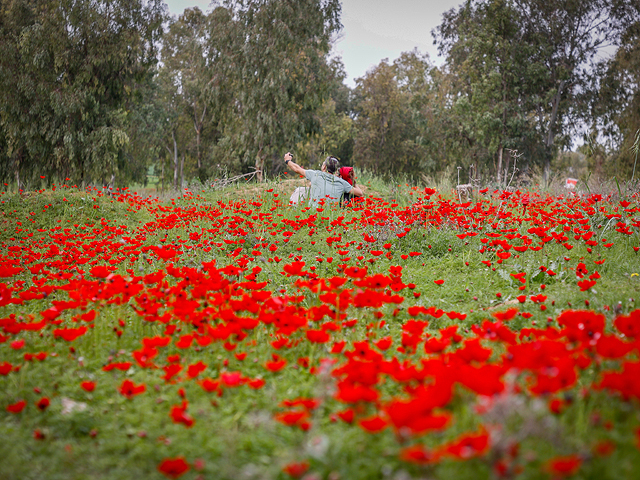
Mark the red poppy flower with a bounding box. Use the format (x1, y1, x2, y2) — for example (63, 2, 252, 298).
(158, 457, 190, 479)
(89, 265, 112, 278)
(400, 444, 441, 464)
(544, 454, 582, 476)
(81, 381, 96, 392)
(444, 428, 490, 459)
(36, 397, 50, 411)
(170, 401, 195, 428)
(198, 378, 220, 393)
(103, 362, 133, 372)
(265, 356, 287, 372)
(306, 329, 330, 343)
(275, 410, 309, 427)
(331, 341, 346, 353)
(6, 400, 27, 413)
(186, 361, 207, 378)
(359, 415, 388, 432)
(163, 364, 183, 383)
(118, 379, 146, 398)
(53, 326, 88, 342)
(220, 371, 244, 387)
(374, 336, 392, 350)
(282, 460, 309, 478)
(336, 408, 355, 423)
(577, 279, 596, 291)
(283, 261, 307, 276)
(492, 308, 519, 321)
(248, 378, 265, 389)
(613, 309, 640, 337)
(0, 362, 14, 375)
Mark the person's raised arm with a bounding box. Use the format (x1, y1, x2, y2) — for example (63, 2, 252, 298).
(284, 152, 306, 177)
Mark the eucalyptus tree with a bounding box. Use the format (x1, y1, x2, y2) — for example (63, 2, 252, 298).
(162, 6, 225, 179)
(0, 0, 164, 189)
(123, 75, 169, 189)
(393, 50, 441, 176)
(435, 0, 533, 184)
(293, 57, 355, 169)
(215, 0, 342, 181)
(352, 54, 432, 179)
(352, 61, 407, 177)
(434, 0, 640, 184)
(513, 0, 640, 182)
(593, 21, 640, 179)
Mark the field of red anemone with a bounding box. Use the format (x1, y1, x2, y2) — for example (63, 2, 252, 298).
(1, 183, 640, 479)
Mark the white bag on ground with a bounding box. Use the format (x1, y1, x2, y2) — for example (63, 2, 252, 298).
(289, 186, 309, 205)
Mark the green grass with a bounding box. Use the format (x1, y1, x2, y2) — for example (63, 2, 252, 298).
(0, 178, 640, 480)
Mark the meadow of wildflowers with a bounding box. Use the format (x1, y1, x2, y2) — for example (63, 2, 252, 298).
(1, 180, 639, 480)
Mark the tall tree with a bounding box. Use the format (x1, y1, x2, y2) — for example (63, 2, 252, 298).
(352, 53, 433, 179)
(435, 0, 533, 184)
(513, 0, 640, 182)
(293, 57, 355, 169)
(216, 0, 342, 181)
(594, 20, 640, 180)
(0, 0, 164, 188)
(434, 0, 640, 184)
(163, 7, 230, 180)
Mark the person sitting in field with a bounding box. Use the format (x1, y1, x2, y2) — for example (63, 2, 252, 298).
(284, 152, 363, 207)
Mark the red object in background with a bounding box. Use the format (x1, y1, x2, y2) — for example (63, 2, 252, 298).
(339, 167, 354, 185)
(6, 400, 26, 414)
(157, 457, 190, 479)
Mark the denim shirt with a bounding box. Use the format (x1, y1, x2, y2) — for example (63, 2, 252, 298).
(304, 170, 353, 207)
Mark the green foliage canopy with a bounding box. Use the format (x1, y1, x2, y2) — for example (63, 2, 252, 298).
(0, 0, 164, 188)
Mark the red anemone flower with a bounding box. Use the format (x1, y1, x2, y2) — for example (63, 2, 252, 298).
(282, 460, 309, 478)
(544, 454, 582, 476)
(119, 379, 146, 399)
(158, 457, 190, 479)
(36, 397, 50, 411)
(6, 400, 27, 413)
(81, 381, 96, 392)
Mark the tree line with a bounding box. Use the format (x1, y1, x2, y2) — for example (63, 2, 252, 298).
(1, 0, 639, 191)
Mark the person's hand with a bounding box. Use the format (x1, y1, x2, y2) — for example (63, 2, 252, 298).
(284, 152, 293, 163)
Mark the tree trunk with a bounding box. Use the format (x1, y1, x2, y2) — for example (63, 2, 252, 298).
(196, 126, 201, 171)
(496, 144, 503, 185)
(80, 154, 86, 190)
(194, 103, 206, 171)
(172, 131, 179, 191)
(255, 145, 264, 183)
(544, 80, 566, 185)
(161, 157, 165, 194)
(504, 150, 511, 183)
(180, 153, 185, 194)
(13, 148, 22, 193)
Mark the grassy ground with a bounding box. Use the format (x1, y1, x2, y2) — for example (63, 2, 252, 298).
(0, 177, 640, 480)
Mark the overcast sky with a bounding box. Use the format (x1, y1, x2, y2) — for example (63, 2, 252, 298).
(164, 0, 462, 87)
